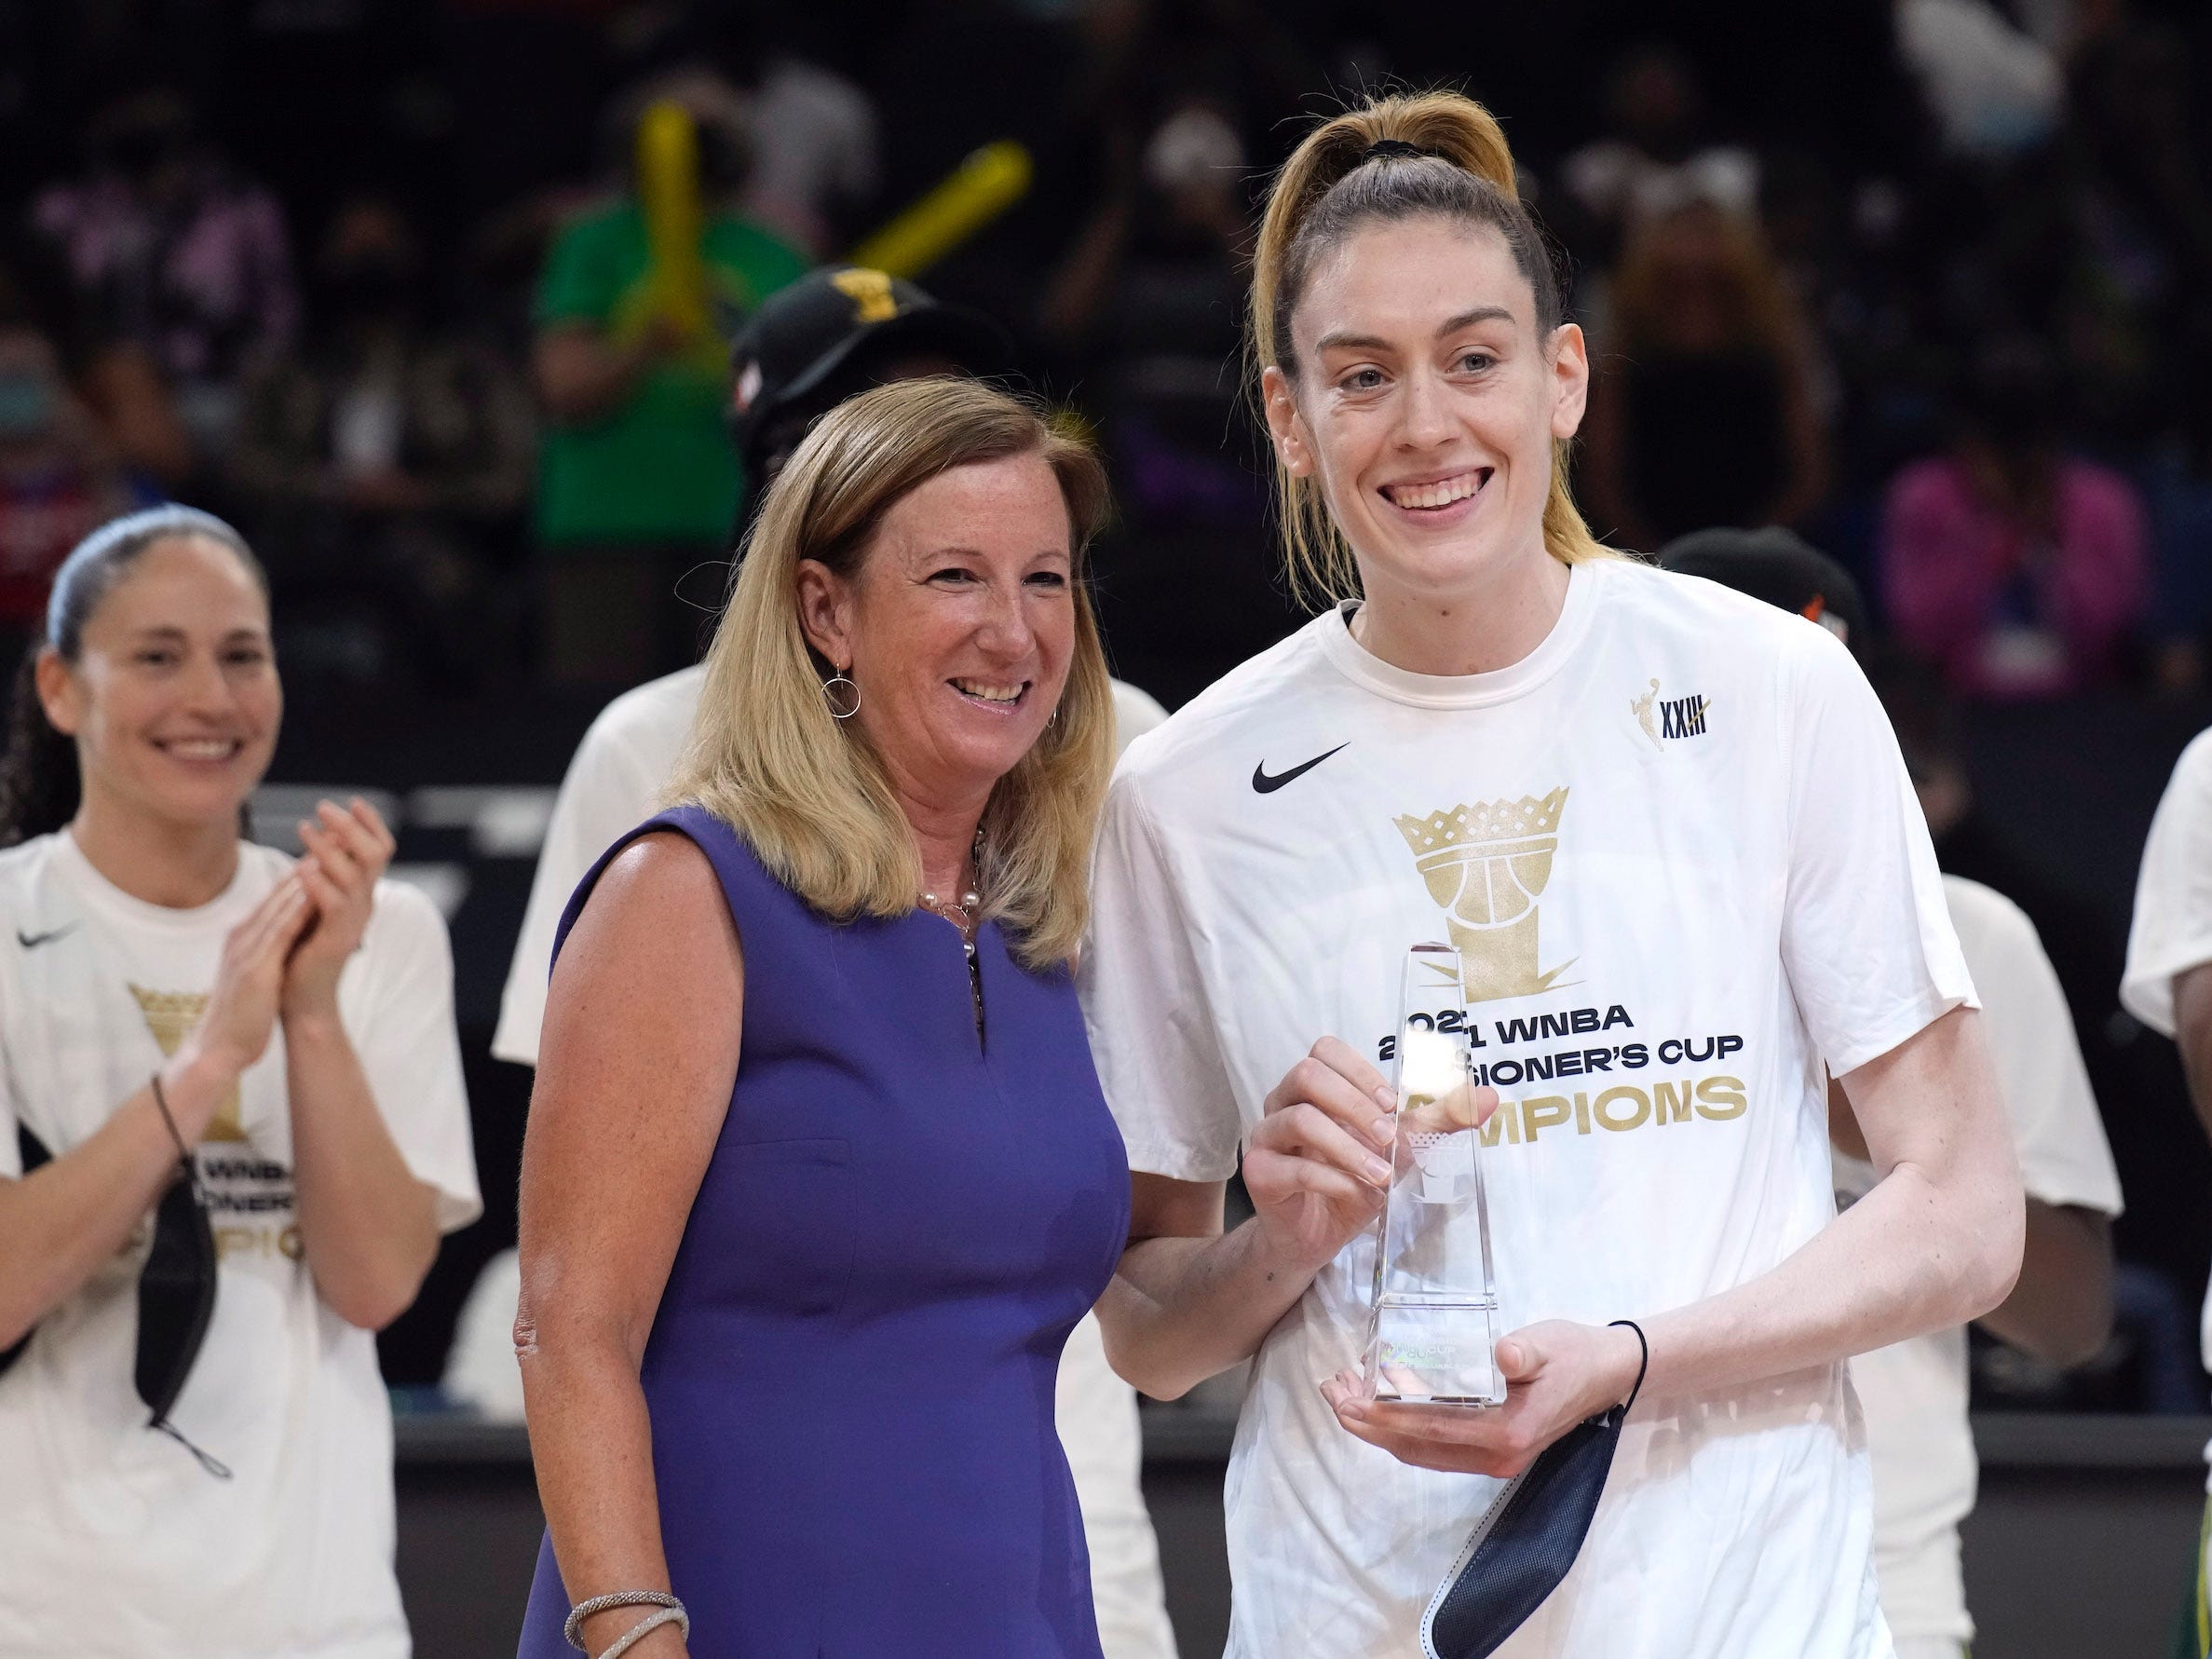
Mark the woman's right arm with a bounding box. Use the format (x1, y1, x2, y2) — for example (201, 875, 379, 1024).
(516, 834, 741, 1659)
(1099, 1039, 1406, 1400)
(0, 877, 310, 1347)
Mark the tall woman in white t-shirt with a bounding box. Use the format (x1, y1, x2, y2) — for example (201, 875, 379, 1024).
(1079, 91, 2023, 1658)
(0, 507, 479, 1657)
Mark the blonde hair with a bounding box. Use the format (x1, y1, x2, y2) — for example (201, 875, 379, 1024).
(668, 376, 1115, 971)
(1250, 89, 1616, 607)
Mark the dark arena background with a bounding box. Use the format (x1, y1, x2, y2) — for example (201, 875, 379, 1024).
(6, 2, 2212, 1654)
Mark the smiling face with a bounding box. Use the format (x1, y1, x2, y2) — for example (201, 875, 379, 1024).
(1265, 215, 1588, 610)
(37, 534, 280, 832)
(795, 452, 1076, 812)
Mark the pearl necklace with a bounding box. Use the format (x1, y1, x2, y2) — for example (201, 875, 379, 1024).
(917, 887, 983, 934)
(921, 837, 985, 1042)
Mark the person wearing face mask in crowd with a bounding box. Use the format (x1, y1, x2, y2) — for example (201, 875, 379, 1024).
(0, 506, 480, 1657)
(1038, 91, 1299, 707)
(1079, 90, 2021, 1659)
(511, 378, 1129, 1658)
(231, 197, 535, 689)
(479, 265, 1176, 1658)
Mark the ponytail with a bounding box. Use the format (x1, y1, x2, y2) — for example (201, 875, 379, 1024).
(0, 505, 264, 849)
(1250, 89, 1613, 606)
(0, 647, 77, 848)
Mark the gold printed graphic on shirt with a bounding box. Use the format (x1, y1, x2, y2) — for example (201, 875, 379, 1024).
(1392, 789, 1572, 1003)
(1633, 679, 1663, 749)
(1635, 677, 1715, 747)
(128, 985, 247, 1142)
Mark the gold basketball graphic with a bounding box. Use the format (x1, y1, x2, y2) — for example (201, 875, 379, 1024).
(1393, 790, 1568, 1002)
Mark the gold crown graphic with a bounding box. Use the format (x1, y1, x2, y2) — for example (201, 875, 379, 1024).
(1392, 788, 1571, 1002)
(1392, 789, 1567, 856)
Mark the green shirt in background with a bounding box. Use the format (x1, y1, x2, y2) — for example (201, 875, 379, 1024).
(534, 198, 809, 548)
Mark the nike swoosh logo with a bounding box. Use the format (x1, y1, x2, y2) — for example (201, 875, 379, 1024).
(1252, 743, 1349, 794)
(16, 924, 76, 949)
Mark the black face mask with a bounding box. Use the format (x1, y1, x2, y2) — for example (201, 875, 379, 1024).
(2, 1120, 229, 1478)
(1421, 1323, 1648, 1659)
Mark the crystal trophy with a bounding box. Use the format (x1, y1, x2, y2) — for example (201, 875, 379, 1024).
(1361, 942, 1504, 1407)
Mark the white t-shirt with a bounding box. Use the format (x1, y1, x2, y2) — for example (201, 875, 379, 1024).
(1839, 875, 2121, 1646)
(0, 833, 482, 1659)
(2121, 728, 2212, 1383)
(1080, 555, 1975, 1659)
(487, 662, 1178, 1659)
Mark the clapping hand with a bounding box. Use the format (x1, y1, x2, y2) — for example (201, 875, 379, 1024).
(182, 877, 318, 1094)
(283, 797, 396, 1017)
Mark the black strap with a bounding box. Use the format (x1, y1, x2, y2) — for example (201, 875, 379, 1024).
(1605, 1318, 1649, 1422)
(152, 1416, 233, 1479)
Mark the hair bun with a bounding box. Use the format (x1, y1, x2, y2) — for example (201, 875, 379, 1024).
(1361, 138, 1432, 165)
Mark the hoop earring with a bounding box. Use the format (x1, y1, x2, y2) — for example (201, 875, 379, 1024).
(822, 673, 861, 721)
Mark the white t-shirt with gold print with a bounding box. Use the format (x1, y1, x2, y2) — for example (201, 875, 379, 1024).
(1079, 555, 1974, 1659)
(0, 831, 481, 1659)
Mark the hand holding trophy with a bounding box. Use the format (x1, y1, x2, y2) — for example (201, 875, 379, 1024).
(1362, 942, 1506, 1407)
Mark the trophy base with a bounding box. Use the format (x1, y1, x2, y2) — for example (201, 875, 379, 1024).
(1363, 1293, 1504, 1407)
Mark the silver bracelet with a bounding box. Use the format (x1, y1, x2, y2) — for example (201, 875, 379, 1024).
(563, 1591, 684, 1652)
(597, 1605, 687, 1659)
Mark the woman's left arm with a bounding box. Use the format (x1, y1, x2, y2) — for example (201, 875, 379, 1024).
(1328, 1005, 2022, 1476)
(283, 798, 441, 1331)
(1635, 1003, 2020, 1393)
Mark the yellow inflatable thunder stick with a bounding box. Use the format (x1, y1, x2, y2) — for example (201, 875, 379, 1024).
(636, 98, 713, 343)
(848, 142, 1033, 279)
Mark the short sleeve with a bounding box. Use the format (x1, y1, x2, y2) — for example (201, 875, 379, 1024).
(353, 884, 482, 1232)
(1780, 625, 1976, 1074)
(534, 211, 622, 328)
(1079, 772, 1243, 1183)
(2121, 730, 2212, 1038)
(492, 714, 671, 1067)
(1950, 879, 2123, 1216)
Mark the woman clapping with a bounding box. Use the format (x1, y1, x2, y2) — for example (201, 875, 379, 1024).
(0, 506, 480, 1659)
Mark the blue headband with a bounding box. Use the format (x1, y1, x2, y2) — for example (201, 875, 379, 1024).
(47, 505, 246, 649)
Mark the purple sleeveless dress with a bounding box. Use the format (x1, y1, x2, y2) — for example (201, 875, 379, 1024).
(515, 807, 1127, 1658)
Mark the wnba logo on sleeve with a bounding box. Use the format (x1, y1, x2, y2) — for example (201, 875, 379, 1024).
(1633, 678, 1713, 748)
(1393, 789, 1574, 1002)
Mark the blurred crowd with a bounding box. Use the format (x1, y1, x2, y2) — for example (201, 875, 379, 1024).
(0, 0, 2200, 700)
(4, 0, 2212, 1409)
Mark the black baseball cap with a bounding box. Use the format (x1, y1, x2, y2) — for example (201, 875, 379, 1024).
(1656, 525, 1867, 653)
(726, 265, 1014, 464)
